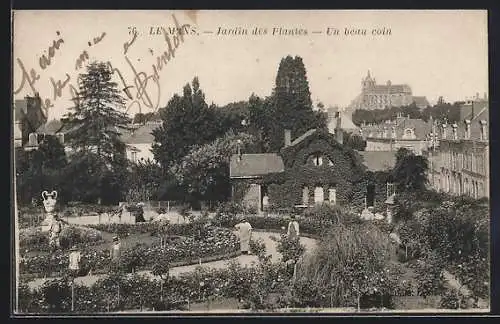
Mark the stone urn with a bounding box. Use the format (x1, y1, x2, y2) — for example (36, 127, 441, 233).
(40, 190, 58, 232)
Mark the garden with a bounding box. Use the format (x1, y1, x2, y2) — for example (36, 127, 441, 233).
(17, 197, 490, 313)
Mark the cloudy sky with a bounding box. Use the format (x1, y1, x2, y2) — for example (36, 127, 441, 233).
(13, 10, 488, 120)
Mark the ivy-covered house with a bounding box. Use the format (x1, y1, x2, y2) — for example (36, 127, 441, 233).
(229, 127, 369, 213)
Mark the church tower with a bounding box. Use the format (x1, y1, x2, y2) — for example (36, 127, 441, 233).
(362, 70, 376, 91)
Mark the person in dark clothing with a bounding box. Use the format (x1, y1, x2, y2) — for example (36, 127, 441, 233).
(134, 203, 146, 223)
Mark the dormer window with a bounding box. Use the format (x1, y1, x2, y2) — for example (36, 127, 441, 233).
(402, 128, 415, 139)
(313, 155, 323, 166)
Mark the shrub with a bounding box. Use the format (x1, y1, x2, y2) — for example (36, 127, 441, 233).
(276, 234, 305, 263)
(439, 287, 469, 309)
(19, 227, 239, 276)
(250, 238, 267, 260)
(414, 252, 446, 298)
(20, 226, 103, 252)
(295, 222, 393, 309)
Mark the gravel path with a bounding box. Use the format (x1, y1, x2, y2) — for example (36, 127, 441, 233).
(26, 231, 318, 290)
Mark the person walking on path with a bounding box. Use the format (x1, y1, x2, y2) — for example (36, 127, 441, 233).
(234, 219, 252, 255)
(109, 236, 122, 271)
(134, 203, 146, 223)
(287, 215, 300, 240)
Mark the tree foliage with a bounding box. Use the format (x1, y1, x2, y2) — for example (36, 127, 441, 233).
(392, 148, 429, 193)
(343, 132, 367, 151)
(15, 136, 68, 204)
(60, 61, 131, 204)
(170, 132, 255, 202)
(62, 62, 131, 160)
(271, 55, 326, 150)
(151, 77, 222, 169)
(352, 100, 462, 126)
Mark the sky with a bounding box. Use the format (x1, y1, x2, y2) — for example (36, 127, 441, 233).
(13, 10, 488, 120)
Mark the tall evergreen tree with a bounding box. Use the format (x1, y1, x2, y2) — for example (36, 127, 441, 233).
(61, 61, 131, 203)
(152, 77, 220, 169)
(270, 55, 326, 151)
(62, 61, 131, 161)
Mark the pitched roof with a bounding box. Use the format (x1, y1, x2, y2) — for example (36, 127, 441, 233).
(361, 118, 431, 140)
(454, 104, 489, 141)
(36, 119, 64, 134)
(327, 113, 360, 133)
(412, 96, 430, 108)
(120, 122, 160, 144)
(359, 151, 396, 171)
(371, 84, 412, 94)
(290, 129, 317, 146)
(230, 153, 285, 178)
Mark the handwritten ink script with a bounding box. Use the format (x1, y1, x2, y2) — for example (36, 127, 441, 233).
(14, 13, 196, 118)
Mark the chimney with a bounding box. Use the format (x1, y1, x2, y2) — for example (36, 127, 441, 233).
(452, 124, 458, 140)
(484, 92, 487, 100)
(284, 129, 292, 147)
(480, 120, 488, 140)
(464, 119, 471, 140)
(236, 139, 243, 161)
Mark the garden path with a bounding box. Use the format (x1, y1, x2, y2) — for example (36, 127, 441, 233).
(26, 231, 318, 291)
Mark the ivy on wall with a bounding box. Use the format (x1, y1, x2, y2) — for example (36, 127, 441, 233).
(260, 130, 369, 209)
(230, 130, 393, 212)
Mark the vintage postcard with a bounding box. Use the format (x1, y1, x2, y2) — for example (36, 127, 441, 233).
(12, 10, 490, 315)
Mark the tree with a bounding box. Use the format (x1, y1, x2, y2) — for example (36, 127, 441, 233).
(343, 132, 367, 151)
(247, 94, 277, 153)
(16, 136, 68, 205)
(61, 61, 131, 203)
(151, 77, 221, 169)
(126, 159, 163, 202)
(15, 136, 67, 203)
(392, 148, 429, 193)
(62, 62, 131, 159)
(170, 132, 255, 202)
(270, 55, 326, 151)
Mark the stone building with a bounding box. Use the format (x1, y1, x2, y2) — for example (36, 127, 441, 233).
(349, 71, 429, 110)
(229, 126, 366, 213)
(120, 121, 161, 163)
(29, 119, 161, 164)
(359, 114, 433, 155)
(14, 94, 47, 149)
(427, 104, 489, 199)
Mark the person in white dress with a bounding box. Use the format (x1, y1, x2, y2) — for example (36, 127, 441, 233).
(287, 215, 300, 240)
(234, 219, 252, 254)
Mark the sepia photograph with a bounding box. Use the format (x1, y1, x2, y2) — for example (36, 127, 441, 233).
(12, 10, 490, 314)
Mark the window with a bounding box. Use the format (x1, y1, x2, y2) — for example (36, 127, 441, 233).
(302, 187, 309, 206)
(403, 128, 414, 139)
(328, 188, 337, 205)
(28, 133, 38, 146)
(314, 187, 324, 204)
(311, 154, 323, 166)
(131, 151, 138, 163)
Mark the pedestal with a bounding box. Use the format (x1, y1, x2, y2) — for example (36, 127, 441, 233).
(40, 214, 55, 232)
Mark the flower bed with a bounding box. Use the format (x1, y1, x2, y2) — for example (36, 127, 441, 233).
(19, 227, 239, 277)
(20, 226, 104, 252)
(18, 259, 293, 313)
